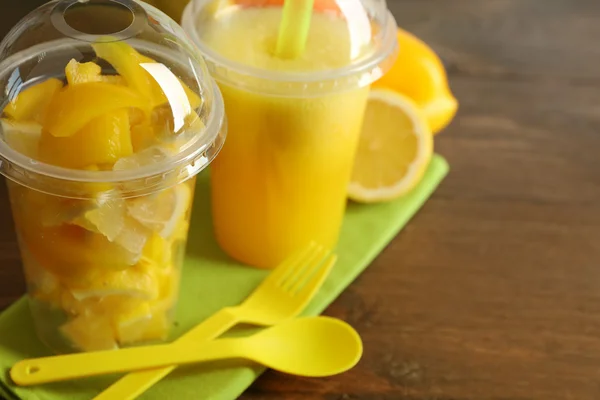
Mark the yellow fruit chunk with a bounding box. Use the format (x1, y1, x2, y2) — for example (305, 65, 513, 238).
(67, 263, 160, 301)
(114, 302, 151, 344)
(145, 106, 202, 144)
(65, 58, 126, 86)
(115, 305, 170, 345)
(113, 300, 171, 345)
(142, 232, 173, 269)
(131, 120, 156, 152)
(92, 40, 201, 110)
(40, 108, 133, 168)
(18, 187, 90, 228)
(60, 313, 118, 351)
(21, 224, 94, 278)
(101, 75, 126, 85)
(3, 78, 63, 123)
(176, 111, 206, 149)
(44, 82, 149, 138)
(140, 242, 179, 305)
(173, 219, 190, 243)
(59, 290, 88, 316)
(157, 268, 179, 308)
(93, 40, 154, 98)
(129, 108, 146, 126)
(151, 105, 176, 138)
(373, 28, 458, 134)
(80, 198, 126, 241)
(21, 222, 141, 280)
(60, 292, 142, 320)
(65, 59, 102, 85)
(129, 108, 204, 155)
(128, 183, 192, 238)
(112, 216, 153, 256)
(21, 244, 62, 307)
(76, 201, 152, 260)
(1, 119, 42, 158)
(348, 89, 433, 203)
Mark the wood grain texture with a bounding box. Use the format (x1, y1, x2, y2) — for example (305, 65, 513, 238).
(2, 0, 600, 399)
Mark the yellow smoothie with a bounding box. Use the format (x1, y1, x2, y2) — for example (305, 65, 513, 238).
(200, 8, 371, 267)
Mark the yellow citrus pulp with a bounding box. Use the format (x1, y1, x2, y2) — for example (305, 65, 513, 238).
(2, 41, 200, 351)
(349, 89, 433, 203)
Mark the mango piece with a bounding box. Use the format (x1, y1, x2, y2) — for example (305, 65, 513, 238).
(92, 41, 154, 100)
(20, 222, 140, 280)
(129, 108, 146, 126)
(44, 82, 149, 137)
(113, 302, 152, 344)
(22, 245, 62, 308)
(40, 108, 133, 168)
(67, 264, 159, 302)
(65, 59, 102, 85)
(151, 105, 175, 137)
(60, 313, 118, 351)
(142, 231, 173, 268)
(65, 58, 125, 87)
(116, 306, 169, 345)
(92, 40, 202, 110)
(63, 294, 141, 319)
(3, 78, 63, 123)
(131, 106, 203, 152)
(131, 120, 156, 152)
(20, 224, 96, 278)
(100, 75, 126, 85)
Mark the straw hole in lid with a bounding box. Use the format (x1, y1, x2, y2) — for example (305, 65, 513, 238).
(64, 0, 134, 35)
(51, 0, 146, 42)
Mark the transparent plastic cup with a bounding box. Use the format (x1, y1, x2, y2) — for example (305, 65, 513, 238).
(183, 0, 398, 268)
(0, 0, 225, 353)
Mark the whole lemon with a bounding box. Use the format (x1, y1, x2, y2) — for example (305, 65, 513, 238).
(374, 28, 458, 134)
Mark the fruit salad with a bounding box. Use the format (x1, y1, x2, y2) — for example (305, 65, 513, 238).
(1, 40, 202, 352)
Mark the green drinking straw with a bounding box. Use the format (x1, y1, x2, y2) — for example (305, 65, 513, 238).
(275, 0, 315, 58)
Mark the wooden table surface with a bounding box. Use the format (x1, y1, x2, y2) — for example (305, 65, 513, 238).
(2, 0, 600, 399)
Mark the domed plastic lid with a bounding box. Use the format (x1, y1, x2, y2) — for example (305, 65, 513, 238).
(182, 0, 398, 96)
(0, 0, 225, 198)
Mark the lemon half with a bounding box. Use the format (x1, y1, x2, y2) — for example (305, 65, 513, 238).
(348, 89, 433, 203)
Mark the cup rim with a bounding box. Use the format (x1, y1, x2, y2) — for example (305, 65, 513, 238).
(181, 0, 399, 96)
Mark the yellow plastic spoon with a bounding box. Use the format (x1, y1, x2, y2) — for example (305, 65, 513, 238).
(11, 317, 362, 386)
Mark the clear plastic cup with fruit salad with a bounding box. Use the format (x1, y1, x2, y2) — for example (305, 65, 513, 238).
(0, 0, 226, 353)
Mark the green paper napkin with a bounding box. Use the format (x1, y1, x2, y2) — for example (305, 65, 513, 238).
(0, 155, 448, 400)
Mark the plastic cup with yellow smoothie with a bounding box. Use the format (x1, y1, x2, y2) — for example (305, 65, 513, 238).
(182, 0, 399, 268)
(0, 0, 225, 353)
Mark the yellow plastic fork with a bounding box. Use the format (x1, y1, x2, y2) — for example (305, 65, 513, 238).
(94, 243, 337, 400)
